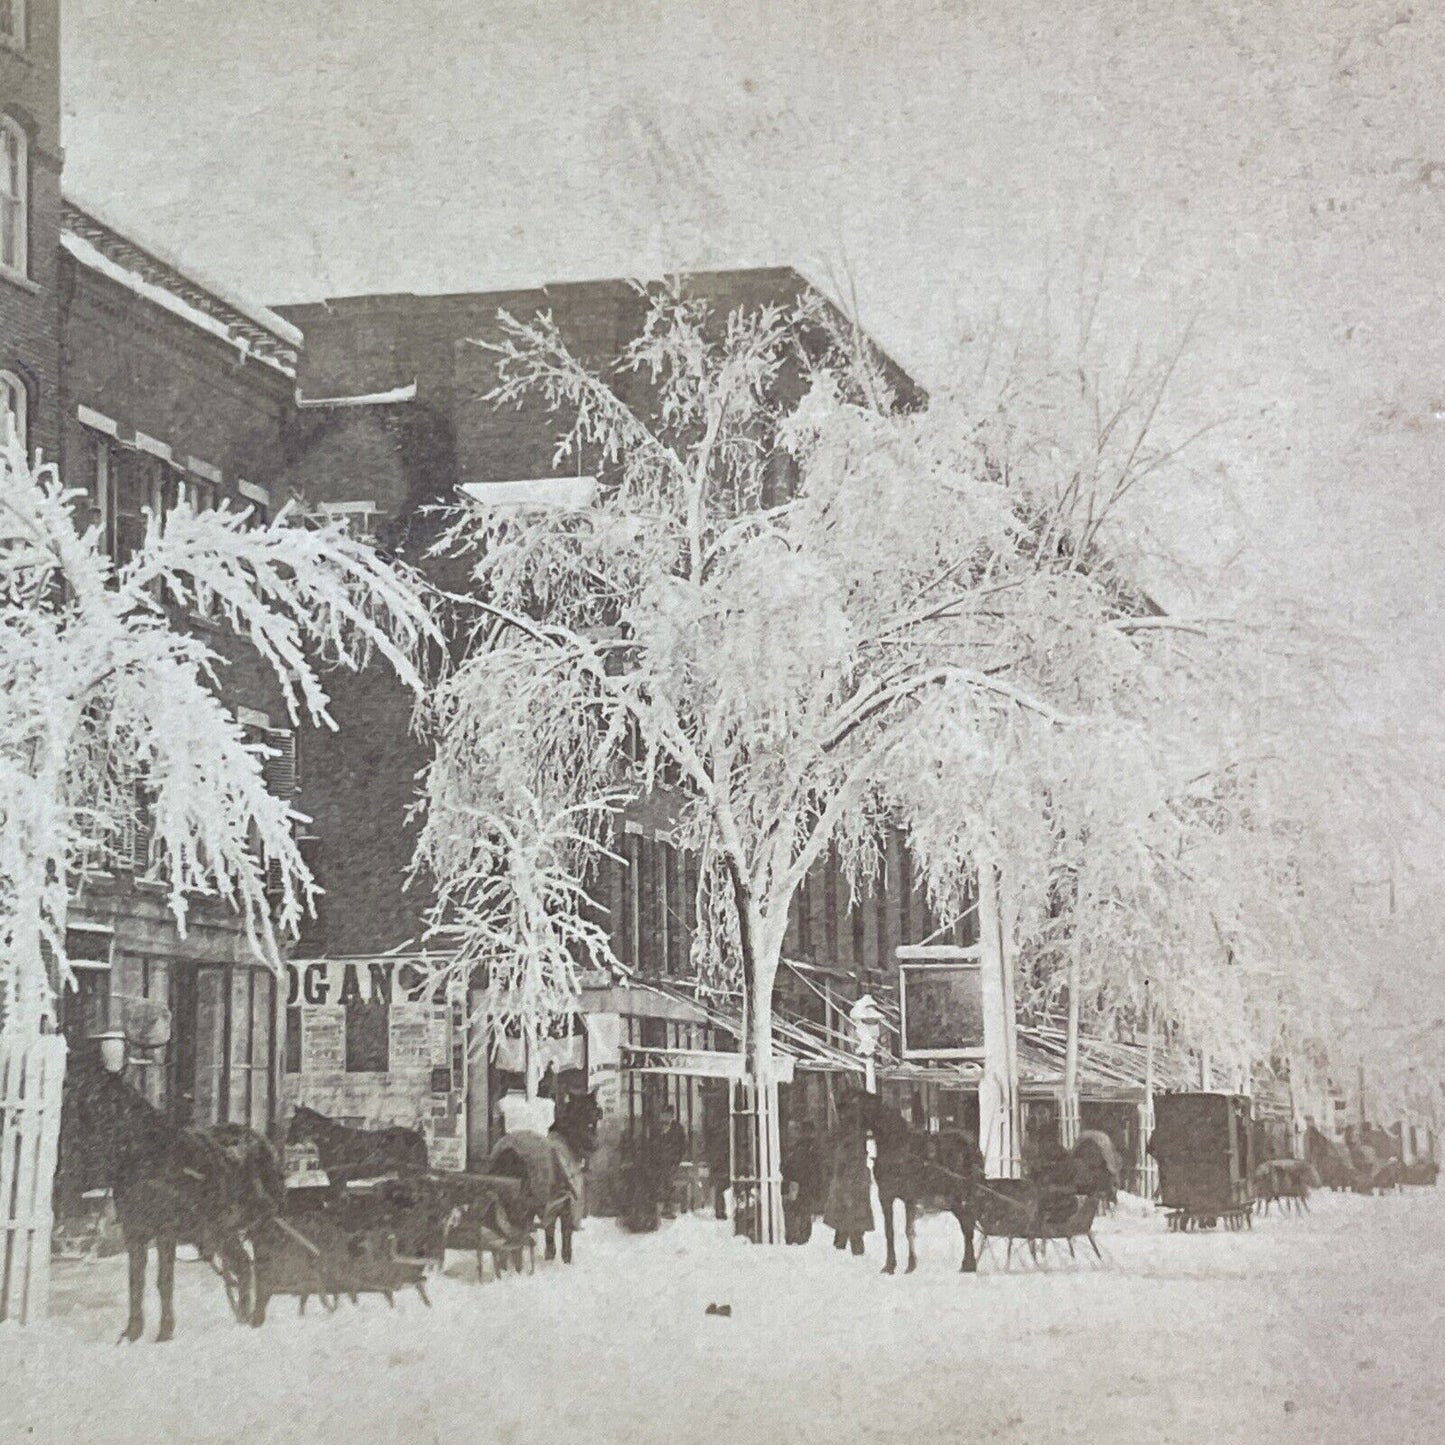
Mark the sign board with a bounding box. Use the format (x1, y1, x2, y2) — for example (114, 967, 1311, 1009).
(899, 960, 985, 1061)
(620, 1046, 794, 1084)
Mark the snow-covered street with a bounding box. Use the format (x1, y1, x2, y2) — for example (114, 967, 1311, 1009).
(2, 1188, 1441, 1445)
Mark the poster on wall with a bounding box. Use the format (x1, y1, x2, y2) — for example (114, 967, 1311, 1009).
(301, 1006, 345, 1072)
(899, 962, 985, 1060)
(389, 1002, 432, 1072)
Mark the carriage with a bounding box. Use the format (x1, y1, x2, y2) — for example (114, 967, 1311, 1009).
(1149, 1092, 1256, 1232)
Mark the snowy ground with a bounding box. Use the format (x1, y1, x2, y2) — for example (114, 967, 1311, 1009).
(2, 1187, 1441, 1445)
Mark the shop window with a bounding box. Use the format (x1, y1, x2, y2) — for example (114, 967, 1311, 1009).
(228, 967, 274, 1129)
(345, 998, 389, 1072)
(193, 968, 227, 1125)
(189, 964, 274, 1130)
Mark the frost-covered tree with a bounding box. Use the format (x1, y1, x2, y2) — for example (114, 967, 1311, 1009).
(0, 431, 437, 1037)
(418, 287, 1231, 1237)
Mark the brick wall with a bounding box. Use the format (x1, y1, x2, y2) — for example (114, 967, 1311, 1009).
(277, 271, 934, 975)
(59, 260, 293, 502)
(1, 0, 62, 461)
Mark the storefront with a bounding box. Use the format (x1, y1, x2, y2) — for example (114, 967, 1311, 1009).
(59, 909, 279, 1133)
(282, 954, 468, 1175)
(54, 903, 281, 1220)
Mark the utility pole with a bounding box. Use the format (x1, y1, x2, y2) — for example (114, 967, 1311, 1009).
(1142, 977, 1157, 1199)
(1062, 952, 1081, 1150)
(977, 855, 1020, 1178)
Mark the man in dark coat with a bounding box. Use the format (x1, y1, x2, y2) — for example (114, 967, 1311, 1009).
(783, 1119, 825, 1245)
(654, 1104, 688, 1217)
(823, 1120, 873, 1255)
(704, 1099, 730, 1220)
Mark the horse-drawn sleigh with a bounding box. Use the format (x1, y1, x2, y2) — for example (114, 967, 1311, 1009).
(61, 1056, 600, 1340)
(840, 1089, 1108, 1275)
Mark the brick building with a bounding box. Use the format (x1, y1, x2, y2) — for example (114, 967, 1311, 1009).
(272, 277, 977, 1206)
(5, 1, 310, 1197)
(9, 0, 982, 1210)
(56, 196, 305, 1143)
(1, 0, 62, 460)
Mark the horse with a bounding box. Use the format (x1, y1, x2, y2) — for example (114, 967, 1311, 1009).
(1252, 1158, 1319, 1215)
(843, 1089, 983, 1275)
(61, 1055, 284, 1342)
(484, 1090, 602, 1266)
(1305, 1125, 1358, 1192)
(287, 1105, 430, 1188)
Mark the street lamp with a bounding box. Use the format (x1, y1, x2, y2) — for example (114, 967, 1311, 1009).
(849, 994, 886, 1095)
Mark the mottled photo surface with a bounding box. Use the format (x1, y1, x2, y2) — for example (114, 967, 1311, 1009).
(2, 3, 1442, 1442)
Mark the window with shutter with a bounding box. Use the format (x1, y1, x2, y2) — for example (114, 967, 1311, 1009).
(263, 728, 298, 798)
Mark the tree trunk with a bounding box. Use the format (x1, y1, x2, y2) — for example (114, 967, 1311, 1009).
(726, 862, 785, 1245)
(746, 979, 784, 1246)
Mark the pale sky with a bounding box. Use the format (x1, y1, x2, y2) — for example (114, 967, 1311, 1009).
(62, 0, 1445, 776)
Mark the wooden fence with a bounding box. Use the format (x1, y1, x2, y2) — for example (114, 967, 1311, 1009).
(0, 1032, 67, 1325)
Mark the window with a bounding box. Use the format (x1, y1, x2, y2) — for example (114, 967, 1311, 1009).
(1, 117, 26, 276)
(1, 368, 25, 453)
(0, 1, 25, 51)
(88, 431, 116, 553)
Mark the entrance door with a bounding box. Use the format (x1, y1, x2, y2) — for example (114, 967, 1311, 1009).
(172, 963, 276, 1132)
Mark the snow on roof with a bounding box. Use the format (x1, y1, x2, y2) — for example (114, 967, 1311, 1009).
(458, 477, 598, 509)
(60, 199, 301, 374)
(295, 381, 418, 408)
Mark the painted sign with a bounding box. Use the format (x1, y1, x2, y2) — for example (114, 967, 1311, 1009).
(899, 961, 986, 1061)
(286, 957, 445, 1008)
(620, 1045, 794, 1084)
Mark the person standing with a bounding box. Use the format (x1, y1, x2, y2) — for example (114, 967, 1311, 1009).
(655, 1103, 688, 1218)
(783, 1119, 825, 1245)
(823, 1113, 874, 1256)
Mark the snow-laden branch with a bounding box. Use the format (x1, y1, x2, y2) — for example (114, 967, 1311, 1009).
(0, 434, 438, 1032)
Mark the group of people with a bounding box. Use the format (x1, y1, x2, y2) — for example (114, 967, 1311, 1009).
(622, 1101, 878, 1251)
(620, 1104, 690, 1232)
(782, 1116, 874, 1252)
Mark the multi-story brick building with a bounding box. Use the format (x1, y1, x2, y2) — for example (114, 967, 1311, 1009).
(56, 197, 305, 1143)
(9, 0, 985, 1213)
(1, 0, 62, 460)
(5, 2, 308, 1200)
(272, 276, 978, 1206)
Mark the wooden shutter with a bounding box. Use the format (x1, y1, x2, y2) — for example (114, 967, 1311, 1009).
(263, 728, 298, 798)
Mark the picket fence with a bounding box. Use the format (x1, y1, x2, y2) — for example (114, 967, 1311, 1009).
(0, 1032, 67, 1325)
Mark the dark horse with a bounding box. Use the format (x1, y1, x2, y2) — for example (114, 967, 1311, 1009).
(485, 1090, 602, 1265)
(287, 1105, 430, 1188)
(844, 1089, 983, 1274)
(61, 1055, 284, 1342)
